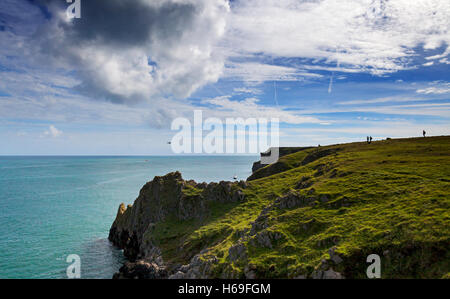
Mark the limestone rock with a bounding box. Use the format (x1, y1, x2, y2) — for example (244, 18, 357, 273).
(244, 264, 258, 279)
(113, 260, 167, 279)
(168, 271, 185, 279)
(252, 161, 264, 173)
(323, 268, 344, 279)
(328, 246, 343, 264)
(228, 242, 247, 261)
(312, 268, 343, 279)
(274, 191, 316, 209)
(249, 230, 282, 249)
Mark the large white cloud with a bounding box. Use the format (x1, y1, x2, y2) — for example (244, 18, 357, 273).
(226, 0, 450, 76)
(28, 0, 450, 101)
(34, 0, 229, 103)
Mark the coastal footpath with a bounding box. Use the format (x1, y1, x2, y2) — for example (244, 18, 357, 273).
(109, 136, 450, 279)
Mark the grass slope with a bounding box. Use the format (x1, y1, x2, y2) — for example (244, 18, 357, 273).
(148, 136, 450, 278)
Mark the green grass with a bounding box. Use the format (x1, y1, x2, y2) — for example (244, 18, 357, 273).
(148, 136, 450, 278)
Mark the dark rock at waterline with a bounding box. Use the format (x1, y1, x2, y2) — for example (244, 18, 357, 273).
(252, 161, 264, 172)
(113, 260, 167, 279)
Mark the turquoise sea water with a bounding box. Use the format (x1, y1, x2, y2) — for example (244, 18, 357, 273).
(0, 156, 256, 278)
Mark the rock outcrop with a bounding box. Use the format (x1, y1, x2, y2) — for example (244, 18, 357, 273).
(108, 171, 246, 278)
(252, 161, 264, 173)
(248, 146, 313, 180)
(113, 260, 168, 279)
(109, 166, 345, 280)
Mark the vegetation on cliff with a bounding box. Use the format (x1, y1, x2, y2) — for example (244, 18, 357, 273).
(110, 136, 450, 279)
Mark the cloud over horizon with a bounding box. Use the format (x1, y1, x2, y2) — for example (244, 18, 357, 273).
(33, 0, 229, 103)
(25, 0, 450, 104)
(42, 125, 63, 138)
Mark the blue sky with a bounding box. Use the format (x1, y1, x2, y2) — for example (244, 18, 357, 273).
(0, 0, 449, 155)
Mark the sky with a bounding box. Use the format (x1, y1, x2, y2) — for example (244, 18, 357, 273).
(0, 0, 449, 155)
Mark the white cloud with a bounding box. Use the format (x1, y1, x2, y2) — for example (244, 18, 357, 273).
(233, 87, 262, 95)
(34, 0, 229, 103)
(425, 47, 450, 60)
(0, 91, 198, 129)
(417, 87, 450, 94)
(355, 103, 450, 117)
(5, 0, 450, 106)
(226, 0, 450, 76)
(43, 125, 63, 138)
(203, 96, 321, 124)
(338, 95, 439, 105)
(224, 61, 322, 82)
(416, 82, 450, 94)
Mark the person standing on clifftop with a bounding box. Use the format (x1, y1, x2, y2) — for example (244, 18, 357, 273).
(423, 130, 426, 137)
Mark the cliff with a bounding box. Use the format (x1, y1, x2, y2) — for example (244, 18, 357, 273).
(109, 136, 450, 279)
(251, 146, 312, 174)
(109, 171, 247, 278)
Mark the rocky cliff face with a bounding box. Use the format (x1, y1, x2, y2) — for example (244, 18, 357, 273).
(108, 171, 246, 279)
(108, 170, 345, 280)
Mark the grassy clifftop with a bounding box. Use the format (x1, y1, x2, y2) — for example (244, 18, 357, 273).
(112, 136, 450, 279)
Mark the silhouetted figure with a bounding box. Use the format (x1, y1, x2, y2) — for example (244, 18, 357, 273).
(423, 130, 426, 137)
(369, 136, 373, 143)
(367, 136, 370, 144)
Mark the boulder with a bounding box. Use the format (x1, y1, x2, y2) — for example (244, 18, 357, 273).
(113, 260, 167, 279)
(228, 242, 247, 261)
(323, 268, 344, 279)
(328, 246, 343, 264)
(168, 271, 185, 279)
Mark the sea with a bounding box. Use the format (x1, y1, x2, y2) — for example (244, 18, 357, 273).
(0, 155, 256, 278)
